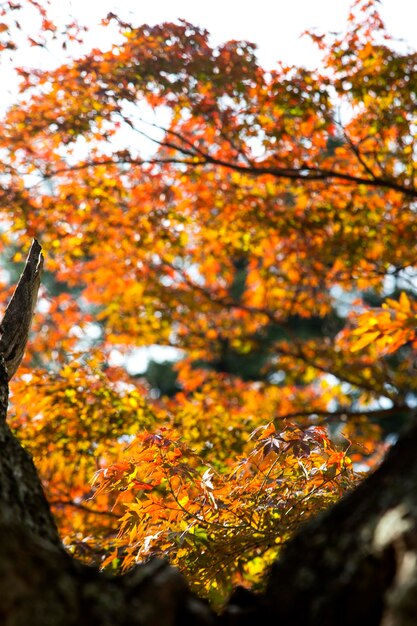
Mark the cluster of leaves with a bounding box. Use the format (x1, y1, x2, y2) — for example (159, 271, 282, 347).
(351, 292, 417, 354)
(1, 0, 417, 604)
(8, 355, 158, 554)
(92, 422, 356, 604)
(9, 354, 360, 604)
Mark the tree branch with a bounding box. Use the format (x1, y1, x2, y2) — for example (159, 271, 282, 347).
(37, 148, 417, 199)
(0, 239, 43, 380)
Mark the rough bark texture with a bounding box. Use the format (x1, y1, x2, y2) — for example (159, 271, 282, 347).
(2, 242, 417, 625)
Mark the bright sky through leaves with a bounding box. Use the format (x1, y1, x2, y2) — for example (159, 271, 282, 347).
(51, 0, 417, 68)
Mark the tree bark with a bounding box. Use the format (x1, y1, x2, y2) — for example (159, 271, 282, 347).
(2, 242, 417, 625)
(0, 239, 44, 380)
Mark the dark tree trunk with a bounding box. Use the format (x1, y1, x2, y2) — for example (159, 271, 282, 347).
(2, 243, 417, 625)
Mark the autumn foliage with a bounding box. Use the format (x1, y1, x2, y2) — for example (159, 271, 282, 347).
(1, 0, 416, 605)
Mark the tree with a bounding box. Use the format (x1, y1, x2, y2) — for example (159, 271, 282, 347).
(2, 0, 417, 621)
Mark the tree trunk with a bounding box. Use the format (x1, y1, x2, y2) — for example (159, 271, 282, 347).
(2, 244, 417, 625)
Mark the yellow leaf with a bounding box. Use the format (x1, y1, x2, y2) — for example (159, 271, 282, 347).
(399, 291, 411, 313)
(351, 331, 381, 352)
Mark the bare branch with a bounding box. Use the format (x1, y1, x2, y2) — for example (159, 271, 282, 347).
(40, 151, 417, 198)
(0, 239, 43, 380)
(49, 499, 119, 519)
(274, 405, 415, 424)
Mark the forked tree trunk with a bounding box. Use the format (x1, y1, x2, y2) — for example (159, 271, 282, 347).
(1, 241, 417, 626)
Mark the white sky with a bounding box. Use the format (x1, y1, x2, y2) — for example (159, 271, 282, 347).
(61, 0, 417, 69)
(4, 1, 416, 103)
